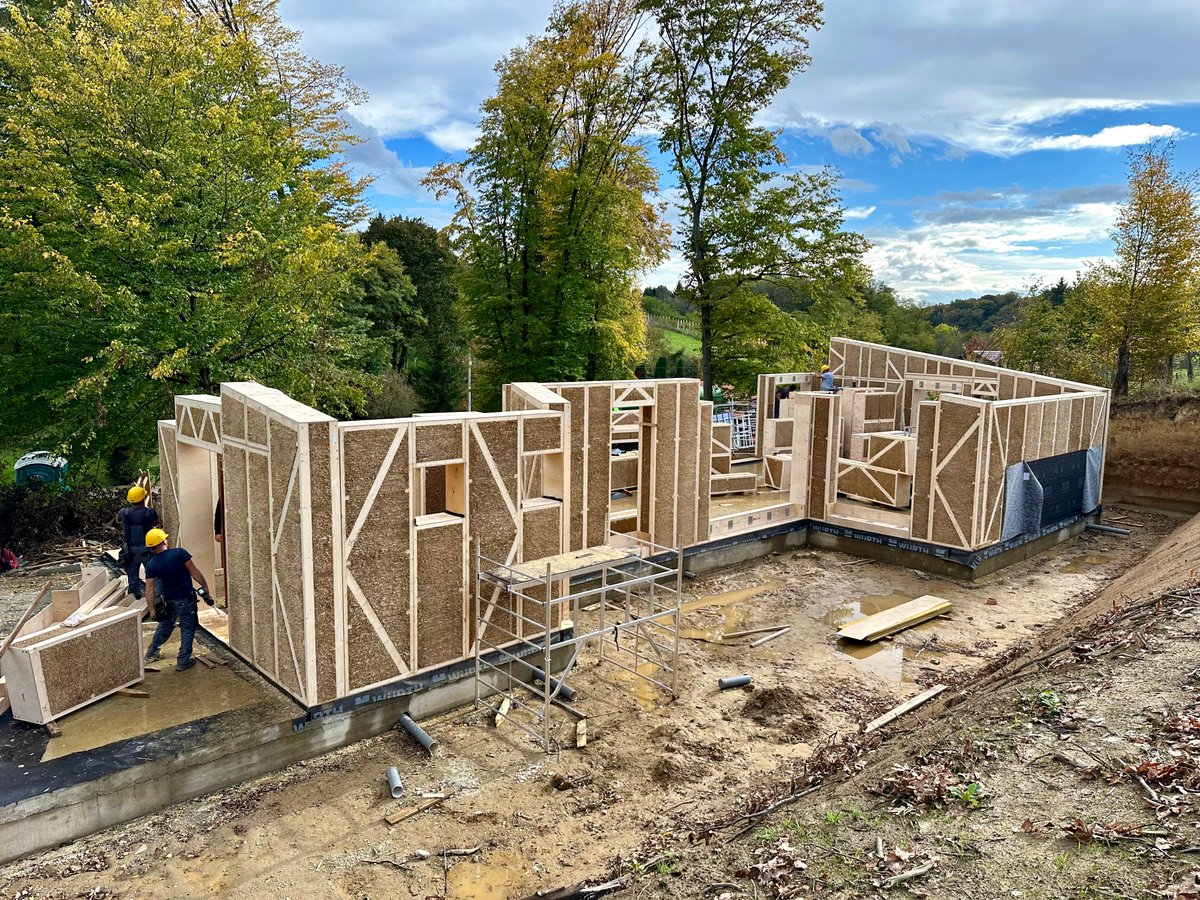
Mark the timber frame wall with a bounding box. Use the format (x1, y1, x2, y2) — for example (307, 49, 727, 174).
(158, 378, 711, 708)
(154, 344, 1108, 708)
(770, 338, 1111, 553)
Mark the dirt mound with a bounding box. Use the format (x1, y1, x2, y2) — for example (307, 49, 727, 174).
(1096, 511, 1200, 606)
(1106, 397, 1200, 513)
(742, 685, 820, 742)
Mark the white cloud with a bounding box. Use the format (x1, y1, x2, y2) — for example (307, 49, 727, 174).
(865, 201, 1118, 302)
(1027, 123, 1184, 151)
(767, 1, 1200, 156)
(343, 115, 430, 197)
(844, 205, 876, 220)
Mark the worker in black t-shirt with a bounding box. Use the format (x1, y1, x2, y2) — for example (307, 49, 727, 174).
(142, 528, 213, 671)
(119, 486, 158, 599)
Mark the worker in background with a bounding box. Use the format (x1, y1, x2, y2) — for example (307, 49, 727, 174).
(819, 364, 837, 392)
(142, 528, 213, 671)
(119, 486, 158, 599)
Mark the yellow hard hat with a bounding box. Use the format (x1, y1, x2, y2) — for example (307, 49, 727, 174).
(127, 485, 147, 503)
(145, 528, 168, 548)
(820, 365, 830, 373)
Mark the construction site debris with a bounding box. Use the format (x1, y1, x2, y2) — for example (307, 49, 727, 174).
(398, 713, 438, 755)
(1086, 522, 1131, 536)
(836, 594, 952, 642)
(385, 766, 404, 799)
(383, 791, 454, 826)
(114, 688, 149, 699)
(718, 675, 751, 690)
(749, 627, 790, 647)
(864, 684, 948, 733)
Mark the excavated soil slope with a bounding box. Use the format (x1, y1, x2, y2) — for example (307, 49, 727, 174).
(1105, 396, 1200, 513)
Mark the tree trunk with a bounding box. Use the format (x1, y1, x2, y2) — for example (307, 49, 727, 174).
(700, 297, 713, 401)
(1113, 340, 1131, 397)
(1187, 352, 1195, 381)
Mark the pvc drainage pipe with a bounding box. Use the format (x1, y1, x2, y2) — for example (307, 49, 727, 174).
(718, 675, 752, 690)
(1086, 523, 1131, 536)
(531, 667, 577, 702)
(399, 713, 438, 755)
(385, 766, 404, 799)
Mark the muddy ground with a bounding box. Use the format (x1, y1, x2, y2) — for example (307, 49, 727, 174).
(0, 505, 1185, 899)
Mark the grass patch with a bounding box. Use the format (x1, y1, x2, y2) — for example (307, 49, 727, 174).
(659, 328, 701, 355)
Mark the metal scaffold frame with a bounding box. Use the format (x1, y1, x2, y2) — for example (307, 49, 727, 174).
(473, 532, 684, 751)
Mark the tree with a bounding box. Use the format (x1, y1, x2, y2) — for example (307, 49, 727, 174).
(0, 0, 373, 467)
(1093, 142, 1200, 396)
(427, 0, 666, 406)
(362, 215, 468, 412)
(341, 243, 421, 375)
(644, 0, 868, 399)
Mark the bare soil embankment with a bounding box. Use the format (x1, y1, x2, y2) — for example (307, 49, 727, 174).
(1106, 396, 1200, 514)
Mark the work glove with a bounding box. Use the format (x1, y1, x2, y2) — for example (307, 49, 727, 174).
(197, 587, 214, 606)
(153, 599, 169, 622)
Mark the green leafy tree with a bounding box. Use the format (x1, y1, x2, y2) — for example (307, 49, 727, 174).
(1089, 142, 1200, 395)
(341, 243, 421, 376)
(362, 215, 468, 412)
(644, 0, 868, 399)
(0, 0, 373, 467)
(427, 0, 666, 406)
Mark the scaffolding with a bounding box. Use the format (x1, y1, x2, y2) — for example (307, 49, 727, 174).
(473, 532, 684, 751)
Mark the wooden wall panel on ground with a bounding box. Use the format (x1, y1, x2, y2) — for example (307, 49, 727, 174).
(415, 522, 465, 669)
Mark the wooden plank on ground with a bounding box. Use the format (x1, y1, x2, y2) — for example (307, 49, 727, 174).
(836, 595, 952, 643)
(383, 792, 454, 826)
(865, 684, 948, 732)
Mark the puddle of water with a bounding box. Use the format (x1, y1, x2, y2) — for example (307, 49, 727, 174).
(448, 848, 532, 899)
(835, 639, 926, 684)
(676, 579, 786, 640)
(41, 639, 262, 762)
(819, 593, 947, 684)
(820, 593, 913, 629)
(1060, 554, 1111, 574)
(680, 579, 786, 616)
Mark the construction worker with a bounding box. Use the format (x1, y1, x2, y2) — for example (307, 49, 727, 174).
(819, 364, 836, 392)
(142, 528, 213, 671)
(119, 486, 158, 599)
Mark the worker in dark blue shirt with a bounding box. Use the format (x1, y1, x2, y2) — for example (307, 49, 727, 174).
(142, 528, 213, 671)
(118, 486, 158, 599)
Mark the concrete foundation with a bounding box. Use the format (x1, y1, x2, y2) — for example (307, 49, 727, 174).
(0, 632, 572, 865)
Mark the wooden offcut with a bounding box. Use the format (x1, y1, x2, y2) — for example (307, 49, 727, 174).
(836, 595, 952, 643)
(865, 684, 948, 732)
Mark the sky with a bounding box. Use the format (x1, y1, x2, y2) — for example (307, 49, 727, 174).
(280, 0, 1200, 305)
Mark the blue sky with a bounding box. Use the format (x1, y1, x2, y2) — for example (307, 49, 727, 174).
(281, 0, 1200, 304)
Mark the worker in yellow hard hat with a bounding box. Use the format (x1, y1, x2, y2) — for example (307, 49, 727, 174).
(119, 484, 158, 600)
(819, 364, 836, 392)
(143, 528, 213, 671)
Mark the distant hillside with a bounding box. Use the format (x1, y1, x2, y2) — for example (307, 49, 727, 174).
(920, 291, 1023, 334)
